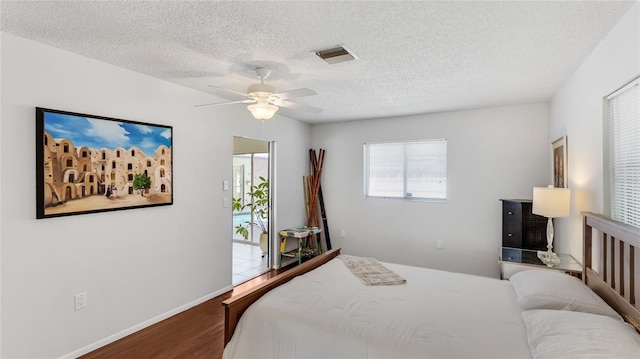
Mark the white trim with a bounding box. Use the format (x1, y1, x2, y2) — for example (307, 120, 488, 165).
(269, 140, 278, 270)
(57, 285, 233, 359)
(363, 138, 447, 146)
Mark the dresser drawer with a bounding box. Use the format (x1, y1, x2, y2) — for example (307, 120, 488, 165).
(500, 199, 547, 250)
(502, 226, 522, 248)
(502, 202, 522, 220)
(502, 202, 523, 247)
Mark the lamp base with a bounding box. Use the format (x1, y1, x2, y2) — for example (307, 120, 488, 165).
(537, 250, 560, 267)
(544, 217, 556, 267)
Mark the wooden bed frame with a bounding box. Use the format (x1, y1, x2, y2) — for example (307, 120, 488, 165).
(222, 212, 640, 346)
(222, 248, 341, 344)
(583, 212, 640, 332)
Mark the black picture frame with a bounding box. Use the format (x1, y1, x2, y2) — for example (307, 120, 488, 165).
(36, 107, 173, 219)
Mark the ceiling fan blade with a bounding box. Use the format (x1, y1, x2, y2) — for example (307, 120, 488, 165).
(207, 85, 251, 101)
(278, 100, 323, 114)
(272, 88, 317, 100)
(194, 99, 255, 108)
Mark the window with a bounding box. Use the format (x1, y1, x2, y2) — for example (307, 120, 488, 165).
(605, 76, 640, 228)
(364, 140, 447, 200)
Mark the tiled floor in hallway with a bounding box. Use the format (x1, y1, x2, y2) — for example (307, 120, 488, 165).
(232, 241, 270, 286)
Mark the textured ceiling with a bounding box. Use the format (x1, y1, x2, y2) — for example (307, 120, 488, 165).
(0, 1, 635, 124)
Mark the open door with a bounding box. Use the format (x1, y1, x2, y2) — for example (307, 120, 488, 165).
(231, 136, 271, 285)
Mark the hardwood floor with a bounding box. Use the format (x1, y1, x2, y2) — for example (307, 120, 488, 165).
(80, 267, 290, 359)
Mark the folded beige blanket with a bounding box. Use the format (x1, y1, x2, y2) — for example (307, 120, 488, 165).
(338, 255, 406, 286)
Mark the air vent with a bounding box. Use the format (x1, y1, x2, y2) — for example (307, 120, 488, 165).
(315, 45, 358, 65)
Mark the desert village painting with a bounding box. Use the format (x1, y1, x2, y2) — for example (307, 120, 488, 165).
(37, 109, 173, 218)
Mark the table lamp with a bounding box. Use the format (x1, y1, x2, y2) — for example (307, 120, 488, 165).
(532, 186, 571, 265)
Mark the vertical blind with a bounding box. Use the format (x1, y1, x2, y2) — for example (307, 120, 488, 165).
(606, 77, 640, 228)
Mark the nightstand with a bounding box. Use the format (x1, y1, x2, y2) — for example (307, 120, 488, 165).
(499, 247, 582, 280)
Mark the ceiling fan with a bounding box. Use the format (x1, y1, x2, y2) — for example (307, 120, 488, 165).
(196, 67, 322, 120)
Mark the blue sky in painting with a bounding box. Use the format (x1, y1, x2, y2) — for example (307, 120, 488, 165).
(44, 112, 171, 157)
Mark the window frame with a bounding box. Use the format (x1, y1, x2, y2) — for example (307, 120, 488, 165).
(363, 139, 447, 202)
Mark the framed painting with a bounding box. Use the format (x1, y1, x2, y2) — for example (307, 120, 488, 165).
(552, 136, 568, 188)
(36, 107, 173, 219)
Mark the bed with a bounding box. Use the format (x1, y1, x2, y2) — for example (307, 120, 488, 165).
(222, 212, 640, 358)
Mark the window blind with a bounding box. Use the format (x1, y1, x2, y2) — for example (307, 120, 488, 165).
(606, 77, 640, 228)
(364, 140, 447, 200)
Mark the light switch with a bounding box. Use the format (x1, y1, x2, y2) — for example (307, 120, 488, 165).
(223, 180, 229, 191)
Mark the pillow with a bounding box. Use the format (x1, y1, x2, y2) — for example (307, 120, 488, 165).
(509, 269, 621, 320)
(522, 309, 640, 359)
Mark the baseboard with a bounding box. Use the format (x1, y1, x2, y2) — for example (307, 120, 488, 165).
(58, 285, 234, 359)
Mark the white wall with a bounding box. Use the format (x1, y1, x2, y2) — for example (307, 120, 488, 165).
(0, 33, 311, 358)
(311, 103, 549, 278)
(549, 3, 639, 259)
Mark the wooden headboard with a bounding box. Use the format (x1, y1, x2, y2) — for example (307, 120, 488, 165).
(583, 212, 640, 331)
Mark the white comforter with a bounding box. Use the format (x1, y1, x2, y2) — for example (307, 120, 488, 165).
(223, 258, 531, 359)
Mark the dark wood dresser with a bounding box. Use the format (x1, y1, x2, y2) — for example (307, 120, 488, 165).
(500, 199, 547, 250)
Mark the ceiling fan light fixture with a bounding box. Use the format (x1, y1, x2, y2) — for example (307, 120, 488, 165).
(247, 102, 279, 120)
(197, 67, 322, 117)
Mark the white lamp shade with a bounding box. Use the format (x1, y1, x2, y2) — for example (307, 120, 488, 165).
(532, 187, 571, 218)
(247, 103, 278, 120)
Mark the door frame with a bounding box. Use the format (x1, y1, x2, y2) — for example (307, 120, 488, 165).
(232, 136, 275, 268)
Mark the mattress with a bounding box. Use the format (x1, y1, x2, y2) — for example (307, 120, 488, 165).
(223, 258, 531, 359)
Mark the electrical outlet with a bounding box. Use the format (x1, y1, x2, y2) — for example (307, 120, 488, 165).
(340, 230, 347, 238)
(223, 197, 229, 208)
(74, 292, 87, 311)
(436, 240, 444, 249)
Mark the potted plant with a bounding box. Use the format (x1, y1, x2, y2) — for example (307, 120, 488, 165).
(232, 176, 270, 255)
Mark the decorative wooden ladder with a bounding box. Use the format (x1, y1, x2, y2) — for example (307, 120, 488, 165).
(305, 149, 332, 251)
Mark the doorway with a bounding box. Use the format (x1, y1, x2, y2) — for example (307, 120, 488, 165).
(232, 136, 271, 285)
